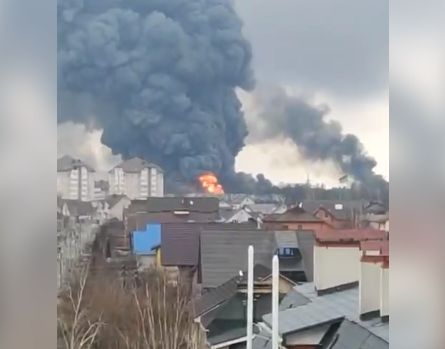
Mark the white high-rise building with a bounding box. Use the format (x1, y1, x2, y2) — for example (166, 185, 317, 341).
(108, 157, 164, 199)
(57, 155, 95, 201)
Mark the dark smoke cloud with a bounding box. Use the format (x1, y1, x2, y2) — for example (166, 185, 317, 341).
(246, 86, 383, 185)
(58, 0, 254, 187)
(58, 0, 387, 200)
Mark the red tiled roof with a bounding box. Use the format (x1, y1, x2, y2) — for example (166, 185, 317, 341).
(315, 229, 387, 243)
(360, 239, 389, 256)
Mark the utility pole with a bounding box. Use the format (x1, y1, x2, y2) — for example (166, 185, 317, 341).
(272, 255, 280, 349)
(246, 245, 254, 349)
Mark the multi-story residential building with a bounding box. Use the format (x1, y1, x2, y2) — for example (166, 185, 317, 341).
(108, 157, 164, 199)
(57, 155, 95, 201)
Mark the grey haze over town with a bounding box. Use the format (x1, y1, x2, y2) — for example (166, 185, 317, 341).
(58, 0, 388, 191)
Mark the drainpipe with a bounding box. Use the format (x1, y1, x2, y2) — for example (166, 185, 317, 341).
(246, 245, 254, 349)
(272, 254, 279, 349)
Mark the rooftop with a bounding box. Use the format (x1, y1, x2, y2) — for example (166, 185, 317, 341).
(111, 157, 163, 173)
(263, 206, 323, 223)
(315, 229, 388, 244)
(57, 155, 95, 172)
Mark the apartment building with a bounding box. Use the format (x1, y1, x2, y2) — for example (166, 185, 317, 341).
(57, 155, 95, 201)
(108, 157, 164, 199)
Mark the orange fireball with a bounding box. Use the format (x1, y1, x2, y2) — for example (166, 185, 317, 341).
(198, 172, 224, 195)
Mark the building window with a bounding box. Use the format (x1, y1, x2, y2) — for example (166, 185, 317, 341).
(278, 248, 294, 257)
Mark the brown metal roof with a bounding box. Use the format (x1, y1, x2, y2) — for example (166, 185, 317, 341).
(126, 197, 219, 214)
(161, 222, 258, 267)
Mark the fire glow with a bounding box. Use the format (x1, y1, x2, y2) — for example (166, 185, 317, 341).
(198, 172, 224, 195)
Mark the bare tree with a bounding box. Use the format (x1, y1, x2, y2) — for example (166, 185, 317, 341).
(58, 265, 206, 349)
(57, 263, 104, 349)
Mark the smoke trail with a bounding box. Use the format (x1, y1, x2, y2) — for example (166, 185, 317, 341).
(246, 86, 384, 186)
(58, 0, 254, 187)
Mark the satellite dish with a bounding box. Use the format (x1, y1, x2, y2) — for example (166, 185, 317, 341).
(239, 270, 243, 277)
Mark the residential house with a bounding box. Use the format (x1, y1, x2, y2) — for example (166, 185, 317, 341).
(222, 194, 255, 210)
(262, 206, 330, 232)
(313, 229, 388, 294)
(199, 229, 313, 290)
(57, 155, 95, 201)
(218, 206, 261, 225)
(108, 157, 164, 199)
(125, 197, 220, 225)
(190, 264, 296, 349)
(104, 194, 131, 221)
(260, 282, 388, 349)
(58, 198, 98, 222)
(160, 222, 259, 295)
(301, 200, 367, 229)
(359, 239, 389, 320)
(131, 223, 161, 270)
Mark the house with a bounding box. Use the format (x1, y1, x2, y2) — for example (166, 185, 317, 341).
(57, 155, 95, 201)
(313, 229, 388, 294)
(222, 194, 255, 210)
(125, 197, 220, 224)
(104, 194, 131, 221)
(359, 239, 389, 320)
(108, 157, 164, 199)
(301, 200, 367, 229)
(260, 282, 388, 349)
(130, 223, 161, 270)
(218, 206, 261, 225)
(199, 229, 313, 290)
(191, 265, 296, 349)
(275, 230, 315, 282)
(160, 222, 259, 295)
(58, 198, 98, 222)
(262, 206, 330, 232)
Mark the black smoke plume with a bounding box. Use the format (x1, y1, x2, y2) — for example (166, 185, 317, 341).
(58, 0, 254, 189)
(58, 0, 387, 200)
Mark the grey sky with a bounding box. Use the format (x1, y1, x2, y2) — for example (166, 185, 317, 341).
(233, 0, 388, 184)
(234, 0, 388, 98)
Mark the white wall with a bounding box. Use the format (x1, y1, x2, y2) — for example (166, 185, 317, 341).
(380, 267, 389, 317)
(58, 167, 94, 201)
(314, 245, 361, 292)
(109, 197, 131, 220)
(109, 166, 164, 199)
(359, 261, 381, 315)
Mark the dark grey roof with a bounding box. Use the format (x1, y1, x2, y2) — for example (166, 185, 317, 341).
(207, 326, 247, 346)
(301, 200, 366, 221)
(200, 229, 276, 288)
(279, 289, 311, 310)
(112, 157, 163, 173)
(275, 231, 299, 248)
(289, 283, 389, 342)
(263, 301, 345, 335)
(329, 320, 389, 348)
(57, 155, 95, 172)
(296, 230, 315, 282)
(105, 194, 129, 208)
(190, 277, 239, 318)
(127, 197, 219, 214)
(161, 222, 258, 266)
